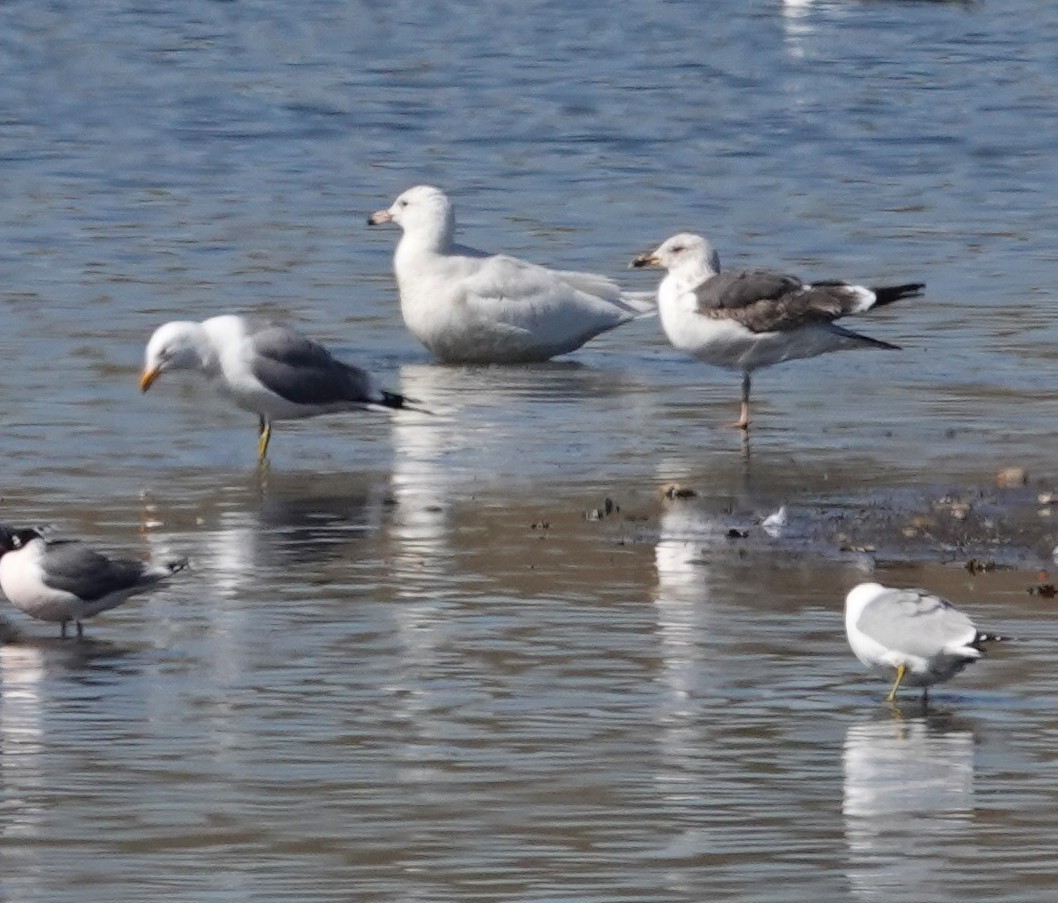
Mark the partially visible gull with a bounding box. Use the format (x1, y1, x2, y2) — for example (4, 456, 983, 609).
(141, 315, 427, 462)
(0, 525, 188, 638)
(631, 233, 923, 430)
(368, 185, 655, 363)
(844, 582, 1006, 703)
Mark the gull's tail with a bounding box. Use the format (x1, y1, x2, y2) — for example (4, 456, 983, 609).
(871, 282, 925, 307)
(618, 290, 658, 317)
(552, 270, 657, 317)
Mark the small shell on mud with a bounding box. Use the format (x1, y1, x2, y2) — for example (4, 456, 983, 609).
(996, 467, 1028, 488)
(904, 515, 936, 534)
(934, 498, 972, 520)
(761, 505, 788, 537)
(965, 558, 996, 575)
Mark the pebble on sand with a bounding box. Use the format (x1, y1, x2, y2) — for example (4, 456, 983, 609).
(661, 483, 697, 499)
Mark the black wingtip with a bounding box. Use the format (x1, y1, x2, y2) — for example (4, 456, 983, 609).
(974, 631, 1013, 648)
(381, 390, 406, 410)
(380, 391, 434, 415)
(165, 557, 190, 575)
(872, 282, 926, 306)
(829, 323, 902, 351)
(872, 338, 902, 351)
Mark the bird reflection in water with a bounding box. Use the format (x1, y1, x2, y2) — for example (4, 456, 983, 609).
(0, 641, 47, 881)
(650, 497, 732, 802)
(843, 712, 976, 901)
(0, 635, 132, 894)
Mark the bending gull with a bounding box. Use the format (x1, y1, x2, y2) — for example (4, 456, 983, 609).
(141, 315, 427, 462)
(845, 582, 1006, 703)
(368, 185, 655, 363)
(0, 525, 188, 638)
(632, 234, 923, 430)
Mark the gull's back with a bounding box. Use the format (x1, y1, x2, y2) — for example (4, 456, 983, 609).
(858, 588, 976, 654)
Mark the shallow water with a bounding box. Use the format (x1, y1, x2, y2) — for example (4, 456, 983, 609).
(3, 0, 1058, 899)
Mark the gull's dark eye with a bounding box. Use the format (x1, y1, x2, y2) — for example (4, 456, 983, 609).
(671, 245, 684, 254)
(399, 199, 409, 207)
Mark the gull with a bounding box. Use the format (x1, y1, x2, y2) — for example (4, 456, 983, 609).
(844, 582, 1006, 703)
(0, 525, 188, 638)
(141, 315, 427, 462)
(631, 234, 923, 430)
(367, 185, 655, 363)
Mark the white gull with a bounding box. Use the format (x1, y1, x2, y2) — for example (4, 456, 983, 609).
(844, 582, 1006, 703)
(368, 185, 654, 363)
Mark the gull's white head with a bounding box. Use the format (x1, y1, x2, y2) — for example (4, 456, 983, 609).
(632, 233, 721, 277)
(367, 185, 455, 250)
(844, 582, 887, 619)
(140, 320, 211, 392)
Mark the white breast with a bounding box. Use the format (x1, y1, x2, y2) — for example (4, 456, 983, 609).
(0, 543, 82, 623)
(658, 280, 761, 371)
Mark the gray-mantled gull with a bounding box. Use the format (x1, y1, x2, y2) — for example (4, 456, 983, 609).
(631, 233, 923, 430)
(0, 525, 188, 638)
(367, 185, 655, 363)
(844, 582, 1006, 703)
(141, 315, 428, 462)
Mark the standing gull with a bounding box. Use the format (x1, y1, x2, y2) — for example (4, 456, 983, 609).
(844, 582, 1006, 703)
(141, 315, 426, 462)
(0, 526, 188, 638)
(367, 185, 655, 363)
(631, 234, 923, 430)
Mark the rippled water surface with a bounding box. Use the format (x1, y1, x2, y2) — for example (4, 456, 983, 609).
(3, 0, 1058, 900)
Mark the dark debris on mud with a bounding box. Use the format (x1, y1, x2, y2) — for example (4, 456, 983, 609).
(647, 479, 1058, 574)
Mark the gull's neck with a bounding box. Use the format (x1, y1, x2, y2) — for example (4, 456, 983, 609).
(193, 318, 238, 376)
(669, 252, 720, 294)
(396, 207, 456, 262)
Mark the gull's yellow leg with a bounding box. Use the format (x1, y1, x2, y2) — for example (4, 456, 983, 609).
(257, 417, 272, 463)
(729, 373, 751, 431)
(885, 663, 907, 703)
